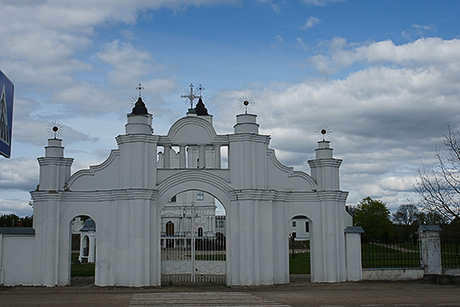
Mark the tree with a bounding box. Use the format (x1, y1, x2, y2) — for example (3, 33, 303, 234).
(414, 211, 447, 225)
(353, 197, 393, 241)
(0, 214, 33, 227)
(392, 204, 419, 226)
(415, 124, 460, 221)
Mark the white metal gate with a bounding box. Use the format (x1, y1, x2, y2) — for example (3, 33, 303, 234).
(160, 205, 226, 284)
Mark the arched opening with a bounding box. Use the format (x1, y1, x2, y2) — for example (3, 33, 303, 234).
(160, 189, 227, 284)
(289, 215, 311, 278)
(69, 215, 96, 284)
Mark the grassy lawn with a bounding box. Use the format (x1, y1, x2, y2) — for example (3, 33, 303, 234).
(289, 252, 310, 274)
(441, 242, 460, 267)
(195, 254, 226, 261)
(361, 243, 421, 269)
(71, 252, 95, 277)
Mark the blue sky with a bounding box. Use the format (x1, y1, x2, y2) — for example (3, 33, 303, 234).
(1, 0, 460, 217)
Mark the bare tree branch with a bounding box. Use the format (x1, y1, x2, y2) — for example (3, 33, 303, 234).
(415, 124, 460, 221)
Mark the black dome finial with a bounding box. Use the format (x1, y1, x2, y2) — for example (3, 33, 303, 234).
(195, 97, 209, 115)
(131, 96, 148, 115)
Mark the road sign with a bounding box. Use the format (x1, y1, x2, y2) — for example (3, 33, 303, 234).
(0, 70, 14, 158)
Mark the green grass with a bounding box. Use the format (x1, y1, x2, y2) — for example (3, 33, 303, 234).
(289, 252, 310, 274)
(441, 242, 460, 267)
(195, 254, 226, 261)
(361, 243, 421, 269)
(71, 252, 95, 277)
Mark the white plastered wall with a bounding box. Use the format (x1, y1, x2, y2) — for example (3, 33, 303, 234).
(22, 105, 358, 287)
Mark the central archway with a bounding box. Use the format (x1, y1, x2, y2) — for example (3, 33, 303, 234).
(159, 189, 227, 284)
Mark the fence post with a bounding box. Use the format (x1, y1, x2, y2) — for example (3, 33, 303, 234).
(418, 225, 442, 276)
(345, 226, 364, 281)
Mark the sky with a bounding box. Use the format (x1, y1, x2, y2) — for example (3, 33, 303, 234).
(1, 0, 460, 217)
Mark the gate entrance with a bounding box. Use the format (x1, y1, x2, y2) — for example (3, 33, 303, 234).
(160, 191, 226, 284)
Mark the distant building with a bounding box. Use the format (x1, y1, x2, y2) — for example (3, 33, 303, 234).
(289, 215, 310, 241)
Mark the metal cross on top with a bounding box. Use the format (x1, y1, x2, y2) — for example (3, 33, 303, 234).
(136, 83, 144, 98)
(181, 83, 203, 109)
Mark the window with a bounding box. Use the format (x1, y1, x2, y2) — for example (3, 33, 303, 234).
(305, 221, 309, 232)
(292, 221, 296, 227)
(170, 195, 176, 202)
(166, 221, 174, 236)
(198, 227, 203, 237)
(216, 219, 225, 228)
(197, 190, 204, 201)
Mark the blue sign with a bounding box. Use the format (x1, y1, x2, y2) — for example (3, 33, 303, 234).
(0, 70, 14, 158)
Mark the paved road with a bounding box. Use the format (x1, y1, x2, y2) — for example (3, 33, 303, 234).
(1, 276, 459, 307)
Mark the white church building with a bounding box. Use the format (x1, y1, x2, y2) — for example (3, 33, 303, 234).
(0, 88, 363, 286)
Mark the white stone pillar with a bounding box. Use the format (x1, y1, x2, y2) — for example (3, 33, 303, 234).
(345, 226, 364, 281)
(88, 233, 96, 263)
(419, 225, 442, 275)
(79, 235, 85, 262)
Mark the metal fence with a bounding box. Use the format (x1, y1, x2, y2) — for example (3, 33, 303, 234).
(361, 239, 421, 269)
(441, 236, 460, 268)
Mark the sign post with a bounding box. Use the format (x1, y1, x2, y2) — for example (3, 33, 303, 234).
(0, 70, 14, 158)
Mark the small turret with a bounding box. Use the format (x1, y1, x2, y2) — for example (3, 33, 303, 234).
(37, 138, 73, 191)
(125, 96, 153, 135)
(308, 140, 342, 190)
(234, 114, 259, 134)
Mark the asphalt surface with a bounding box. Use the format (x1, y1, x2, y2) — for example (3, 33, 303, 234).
(1, 275, 459, 307)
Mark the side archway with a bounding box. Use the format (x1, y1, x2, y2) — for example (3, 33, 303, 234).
(69, 215, 97, 284)
(288, 214, 312, 280)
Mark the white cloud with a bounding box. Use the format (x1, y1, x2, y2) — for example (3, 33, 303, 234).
(378, 176, 417, 192)
(269, 35, 285, 52)
(300, 17, 321, 30)
(256, 0, 283, 13)
(309, 37, 460, 75)
(296, 38, 309, 51)
(302, 0, 344, 7)
(0, 197, 33, 217)
(0, 158, 38, 190)
(97, 41, 154, 87)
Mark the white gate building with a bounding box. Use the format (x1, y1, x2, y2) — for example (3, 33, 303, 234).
(0, 92, 363, 286)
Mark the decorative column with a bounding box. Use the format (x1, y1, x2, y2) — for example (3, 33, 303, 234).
(199, 145, 206, 169)
(33, 137, 73, 286)
(308, 140, 348, 282)
(214, 145, 221, 168)
(163, 144, 171, 169)
(179, 145, 186, 168)
(116, 97, 158, 188)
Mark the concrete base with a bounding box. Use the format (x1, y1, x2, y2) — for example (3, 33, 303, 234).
(363, 269, 424, 281)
